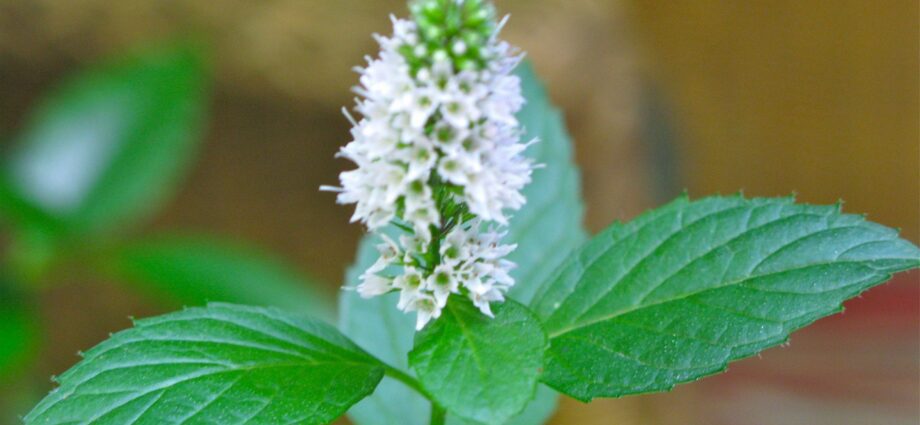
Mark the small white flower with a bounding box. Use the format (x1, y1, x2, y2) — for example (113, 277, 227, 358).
(408, 87, 440, 129)
(394, 267, 425, 310)
(437, 157, 469, 186)
(440, 231, 470, 265)
(440, 88, 482, 130)
(470, 286, 505, 318)
(405, 142, 437, 181)
(431, 121, 468, 152)
(427, 264, 459, 307)
(358, 274, 393, 298)
(411, 294, 442, 330)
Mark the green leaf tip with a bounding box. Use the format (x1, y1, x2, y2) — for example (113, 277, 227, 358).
(532, 195, 919, 402)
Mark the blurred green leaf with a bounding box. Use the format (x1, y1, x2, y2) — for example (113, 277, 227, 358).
(0, 277, 38, 382)
(0, 310, 33, 381)
(340, 62, 580, 425)
(0, 179, 61, 234)
(110, 235, 335, 321)
(3, 43, 208, 237)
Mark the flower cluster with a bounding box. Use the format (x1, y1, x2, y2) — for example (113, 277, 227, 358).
(357, 221, 516, 330)
(325, 0, 533, 329)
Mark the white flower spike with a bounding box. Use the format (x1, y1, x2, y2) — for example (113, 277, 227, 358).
(326, 0, 533, 330)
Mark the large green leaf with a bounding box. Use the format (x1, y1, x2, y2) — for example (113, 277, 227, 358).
(25, 303, 384, 425)
(409, 298, 546, 425)
(111, 235, 334, 321)
(531, 195, 920, 401)
(339, 63, 583, 425)
(3, 44, 207, 237)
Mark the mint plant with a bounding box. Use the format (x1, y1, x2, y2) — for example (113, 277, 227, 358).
(20, 1, 920, 425)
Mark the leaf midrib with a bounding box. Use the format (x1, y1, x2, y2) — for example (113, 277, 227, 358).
(32, 360, 378, 422)
(547, 202, 832, 337)
(558, 203, 763, 326)
(547, 256, 907, 339)
(133, 313, 366, 364)
(447, 302, 486, 378)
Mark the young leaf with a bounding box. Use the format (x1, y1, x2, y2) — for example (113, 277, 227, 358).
(409, 298, 546, 425)
(25, 303, 384, 425)
(3, 43, 207, 237)
(339, 63, 581, 425)
(531, 195, 920, 401)
(111, 235, 335, 320)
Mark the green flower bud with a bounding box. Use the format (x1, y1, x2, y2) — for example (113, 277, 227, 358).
(408, 0, 497, 71)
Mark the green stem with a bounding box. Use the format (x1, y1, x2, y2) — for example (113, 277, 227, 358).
(384, 364, 428, 399)
(383, 364, 446, 425)
(430, 403, 447, 425)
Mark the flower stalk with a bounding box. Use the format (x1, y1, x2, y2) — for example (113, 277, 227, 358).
(325, 0, 533, 330)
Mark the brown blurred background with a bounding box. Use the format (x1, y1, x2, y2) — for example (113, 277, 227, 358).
(0, 1, 917, 424)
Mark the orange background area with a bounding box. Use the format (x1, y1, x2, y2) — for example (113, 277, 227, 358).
(630, 0, 919, 243)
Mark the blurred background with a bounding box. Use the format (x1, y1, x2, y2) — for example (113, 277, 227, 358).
(0, 1, 916, 424)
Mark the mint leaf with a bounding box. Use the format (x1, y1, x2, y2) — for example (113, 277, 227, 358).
(531, 195, 920, 401)
(340, 63, 580, 425)
(111, 235, 335, 321)
(4, 44, 206, 237)
(409, 298, 546, 425)
(25, 303, 384, 425)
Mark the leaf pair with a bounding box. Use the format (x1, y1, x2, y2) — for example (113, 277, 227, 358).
(20, 63, 920, 425)
(25, 195, 919, 425)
